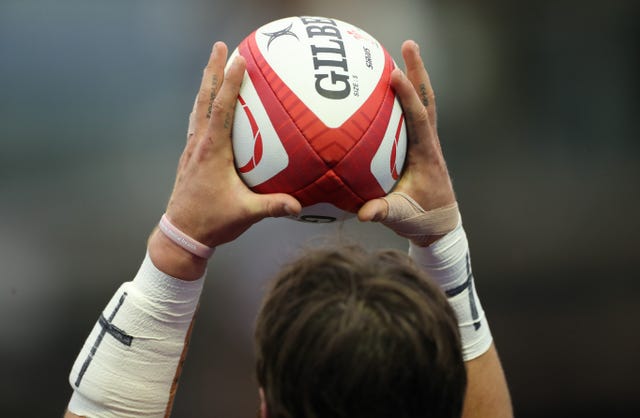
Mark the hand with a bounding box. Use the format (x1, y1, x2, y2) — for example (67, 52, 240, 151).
(149, 42, 301, 279)
(358, 40, 457, 243)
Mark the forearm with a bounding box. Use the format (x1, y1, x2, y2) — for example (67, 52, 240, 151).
(409, 222, 492, 360)
(409, 223, 513, 418)
(63, 40, 296, 417)
(66, 235, 206, 417)
(463, 344, 512, 418)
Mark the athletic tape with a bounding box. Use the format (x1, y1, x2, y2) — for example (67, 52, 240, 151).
(381, 192, 460, 245)
(409, 222, 493, 361)
(67, 253, 204, 417)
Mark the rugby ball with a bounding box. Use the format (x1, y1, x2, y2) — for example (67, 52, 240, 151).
(230, 16, 406, 222)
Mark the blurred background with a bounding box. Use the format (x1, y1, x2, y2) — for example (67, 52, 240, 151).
(1, 0, 638, 417)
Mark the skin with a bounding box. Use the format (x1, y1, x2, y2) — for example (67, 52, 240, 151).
(66, 40, 512, 418)
(374, 41, 512, 418)
(359, 41, 455, 220)
(149, 42, 302, 282)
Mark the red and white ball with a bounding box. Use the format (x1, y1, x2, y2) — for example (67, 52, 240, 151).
(230, 16, 406, 222)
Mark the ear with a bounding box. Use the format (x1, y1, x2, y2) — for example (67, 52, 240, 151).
(259, 387, 268, 418)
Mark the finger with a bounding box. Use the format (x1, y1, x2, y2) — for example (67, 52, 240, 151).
(187, 111, 196, 137)
(256, 193, 302, 219)
(390, 67, 431, 142)
(401, 40, 437, 124)
(193, 42, 227, 134)
(177, 111, 197, 173)
(357, 198, 389, 222)
(204, 54, 245, 150)
(179, 43, 226, 171)
(401, 40, 435, 106)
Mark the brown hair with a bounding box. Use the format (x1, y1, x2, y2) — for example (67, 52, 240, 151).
(255, 245, 466, 418)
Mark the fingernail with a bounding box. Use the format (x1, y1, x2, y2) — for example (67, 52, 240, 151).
(212, 42, 224, 59)
(283, 204, 296, 216)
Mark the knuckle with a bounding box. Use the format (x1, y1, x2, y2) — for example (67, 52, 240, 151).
(196, 90, 210, 106)
(209, 97, 226, 117)
(410, 107, 430, 125)
(224, 70, 243, 90)
(194, 137, 213, 162)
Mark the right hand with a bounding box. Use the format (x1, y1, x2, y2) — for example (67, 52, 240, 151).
(358, 40, 458, 244)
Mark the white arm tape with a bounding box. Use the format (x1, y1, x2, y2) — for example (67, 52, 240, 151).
(409, 221, 493, 361)
(68, 252, 204, 417)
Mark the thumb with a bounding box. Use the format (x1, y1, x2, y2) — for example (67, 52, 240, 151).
(258, 193, 302, 219)
(357, 198, 389, 222)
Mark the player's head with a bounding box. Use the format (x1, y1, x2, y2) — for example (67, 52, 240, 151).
(254, 245, 466, 418)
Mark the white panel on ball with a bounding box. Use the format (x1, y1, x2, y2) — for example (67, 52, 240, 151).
(230, 16, 407, 222)
(370, 98, 407, 192)
(255, 17, 386, 128)
(229, 50, 289, 187)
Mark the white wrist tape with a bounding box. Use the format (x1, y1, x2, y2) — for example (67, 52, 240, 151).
(409, 222, 493, 361)
(68, 253, 204, 417)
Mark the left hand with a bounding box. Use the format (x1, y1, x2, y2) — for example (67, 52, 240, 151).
(149, 42, 301, 279)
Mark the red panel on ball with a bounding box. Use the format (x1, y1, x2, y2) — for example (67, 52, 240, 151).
(240, 32, 394, 208)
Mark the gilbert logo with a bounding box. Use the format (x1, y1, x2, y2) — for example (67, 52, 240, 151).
(262, 23, 299, 50)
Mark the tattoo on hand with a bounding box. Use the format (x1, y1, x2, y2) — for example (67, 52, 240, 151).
(224, 112, 231, 129)
(206, 75, 219, 119)
(419, 83, 429, 107)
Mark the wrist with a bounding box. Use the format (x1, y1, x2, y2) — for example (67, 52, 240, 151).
(381, 193, 460, 246)
(148, 228, 208, 281)
(409, 223, 493, 361)
(408, 221, 467, 289)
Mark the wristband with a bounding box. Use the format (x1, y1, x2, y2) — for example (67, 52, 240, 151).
(158, 213, 215, 259)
